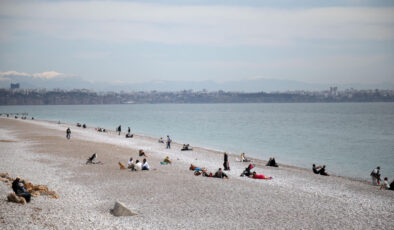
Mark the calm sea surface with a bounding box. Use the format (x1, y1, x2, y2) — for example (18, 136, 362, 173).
(1, 103, 393, 180)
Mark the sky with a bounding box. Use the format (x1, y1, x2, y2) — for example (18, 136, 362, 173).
(0, 0, 394, 88)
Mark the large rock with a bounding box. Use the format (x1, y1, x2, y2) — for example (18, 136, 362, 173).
(110, 201, 137, 217)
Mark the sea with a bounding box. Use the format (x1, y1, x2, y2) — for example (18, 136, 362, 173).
(1, 103, 393, 181)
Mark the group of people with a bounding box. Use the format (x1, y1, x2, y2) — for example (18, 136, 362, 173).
(190, 165, 229, 179)
(240, 163, 272, 180)
(127, 157, 150, 171)
(371, 166, 393, 190)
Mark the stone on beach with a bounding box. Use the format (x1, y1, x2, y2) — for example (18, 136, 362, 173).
(110, 201, 137, 217)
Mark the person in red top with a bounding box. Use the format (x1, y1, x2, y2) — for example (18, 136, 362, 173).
(251, 171, 272, 180)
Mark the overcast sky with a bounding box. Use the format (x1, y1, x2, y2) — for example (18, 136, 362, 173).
(0, 0, 393, 86)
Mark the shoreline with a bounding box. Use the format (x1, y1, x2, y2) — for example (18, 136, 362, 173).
(6, 117, 375, 184)
(1, 117, 393, 229)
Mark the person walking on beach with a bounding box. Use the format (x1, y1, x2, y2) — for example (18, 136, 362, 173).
(223, 152, 230, 171)
(371, 166, 381, 185)
(166, 135, 172, 149)
(66, 128, 71, 140)
(117, 125, 121, 135)
(128, 127, 131, 134)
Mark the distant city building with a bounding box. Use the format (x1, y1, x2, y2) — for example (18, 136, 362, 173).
(10, 83, 20, 89)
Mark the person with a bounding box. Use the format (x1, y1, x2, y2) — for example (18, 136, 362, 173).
(86, 153, 97, 164)
(142, 158, 150, 171)
(213, 168, 228, 179)
(223, 152, 230, 171)
(128, 127, 131, 134)
(181, 144, 192, 151)
(127, 157, 134, 168)
(166, 135, 172, 149)
(240, 164, 254, 177)
(266, 157, 278, 167)
(82, 124, 86, 128)
(380, 177, 390, 190)
(240, 152, 250, 162)
(371, 166, 381, 186)
(389, 180, 394, 191)
(139, 149, 147, 157)
(251, 171, 272, 180)
(66, 128, 71, 140)
(163, 156, 171, 164)
(117, 125, 121, 135)
(158, 137, 164, 143)
(135, 160, 142, 171)
(317, 165, 329, 176)
(125, 133, 133, 138)
(12, 177, 31, 203)
(312, 164, 322, 174)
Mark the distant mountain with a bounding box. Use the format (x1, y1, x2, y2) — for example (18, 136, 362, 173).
(1, 72, 393, 92)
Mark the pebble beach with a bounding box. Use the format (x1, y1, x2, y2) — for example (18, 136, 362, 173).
(0, 117, 393, 229)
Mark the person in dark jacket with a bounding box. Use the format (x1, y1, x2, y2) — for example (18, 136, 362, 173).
(240, 164, 254, 177)
(223, 152, 230, 171)
(66, 128, 71, 140)
(12, 177, 31, 203)
(213, 168, 228, 179)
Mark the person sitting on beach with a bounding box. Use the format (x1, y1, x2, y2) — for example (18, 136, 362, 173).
(139, 149, 147, 157)
(312, 164, 322, 174)
(158, 137, 164, 143)
(77, 123, 81, 127)
(251, 171, 272, 180)
(389, 180, 394, 191)
(380, 177, 390, 190)
(240, 164, 254, 177)
(371, 166, 381, 186)
(213, 168, 228, 179)
(82, 124, 87, 128)
(86, 153, 97, 164)
(189, 164, 200, 171)
(181, 144, 193, 151)
(317, 165, 329, 176)
(12, 177, 31, 203)
(125, 133, 133, 138)
(266, 157, 278, 167)
(134, 160, 142, 171)
(127, 157, 134, 168)
(142, 158, 150, 171)
(240, 152, 250, 162)
(161, 156, 171, 165)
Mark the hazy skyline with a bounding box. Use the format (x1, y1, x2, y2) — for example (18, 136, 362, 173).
(1, 0, 393, 89)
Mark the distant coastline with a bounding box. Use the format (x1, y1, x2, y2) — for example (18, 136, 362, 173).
(1, 88, 394, 105)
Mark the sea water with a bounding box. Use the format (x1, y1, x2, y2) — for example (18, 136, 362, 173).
(1, 103, 393, 180)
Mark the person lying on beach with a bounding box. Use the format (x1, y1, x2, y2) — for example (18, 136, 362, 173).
(251, 171, 272, 180)
(77, 123, 82, 127)
(380, 177, 390, 190)
(240, 152, 251, 162)
(266, 157, 279, 167)
(312, 164, 322, 174)
(142, 158, 150, 171)
(189, 164, 200, 171)
(181, 144, 193, 151)
(213, 168, 228, 179)
(12, 177, 31, 203)
(158, 137, 164, 143)
(161, 156, 172, 165)
(125, 133, 133, 138)
(240, 164, 254, 177)
(139, 149, 147, 157)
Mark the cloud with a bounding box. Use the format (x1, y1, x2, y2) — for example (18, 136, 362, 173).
(0, 71, 68, 80)
(0, 1, 393, 45)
